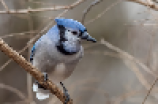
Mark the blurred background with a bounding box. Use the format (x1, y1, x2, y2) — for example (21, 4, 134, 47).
(0, 0, 158, 104)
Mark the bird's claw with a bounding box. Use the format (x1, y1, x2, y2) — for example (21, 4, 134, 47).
(35, 72, 48, 90)
(60, 82, 70, 104)
(43, 72, 48, 82)
(64, 91, 70, 104)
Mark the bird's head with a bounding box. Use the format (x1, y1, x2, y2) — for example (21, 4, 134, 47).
(54, 18, 96, 55)
(55, 18, 96, 43)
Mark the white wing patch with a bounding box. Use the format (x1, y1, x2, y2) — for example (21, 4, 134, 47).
(33, 83, 50, 100)
(33, 83, 38, 92)
(36, 92, 49, 100)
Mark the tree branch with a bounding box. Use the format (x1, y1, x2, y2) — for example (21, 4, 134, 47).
(0, 38, 73, 104)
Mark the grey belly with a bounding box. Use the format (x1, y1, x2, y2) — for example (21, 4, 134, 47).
(46, 62, 77, 84)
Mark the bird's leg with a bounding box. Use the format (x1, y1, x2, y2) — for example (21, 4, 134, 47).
(35, 72, 48, 90)
(60, 82, 70, 104)
(43, 72, 48, 81)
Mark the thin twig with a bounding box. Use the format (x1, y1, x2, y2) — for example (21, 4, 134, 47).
(114, 90, 146, 104)
(0, 6, 69, 14)
(0, 83, 26, 101)
(0, 0, 86, 14)
(0, 59, 12, 71)
(128, 0, 158, 11)
(142, 77, 158, 104)
(81, 0, 103, 24)
(0, 38, 73, 104)
(124, 60, 151, 90)
(0, 0, 9, 11)
(0, 31, 37, 39)
(100, 39, 157, 78)
(28, 0, 55, 6)
(84, 0, 158, 25)
(85, 0, 122, 25)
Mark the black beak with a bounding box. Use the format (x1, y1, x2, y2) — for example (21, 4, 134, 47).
(81, 32, 97, 43)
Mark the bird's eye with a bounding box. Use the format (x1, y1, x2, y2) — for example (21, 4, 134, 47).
(71, 31, 78, 35)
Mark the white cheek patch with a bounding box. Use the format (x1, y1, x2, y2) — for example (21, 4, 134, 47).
(62, 29, 81, 52)
(65, 30, 78, 41)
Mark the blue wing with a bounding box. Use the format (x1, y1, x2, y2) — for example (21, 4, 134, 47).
(30, 38, 42, 62)
(30, 44, 36, 62)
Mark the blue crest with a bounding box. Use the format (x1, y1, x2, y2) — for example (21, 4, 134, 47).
(55, 18, 86, 32)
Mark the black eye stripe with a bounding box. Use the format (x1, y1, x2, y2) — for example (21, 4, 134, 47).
(71, 31, 78, 35)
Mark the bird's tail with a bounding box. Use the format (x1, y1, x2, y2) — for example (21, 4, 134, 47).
(33, 83, 50, 100)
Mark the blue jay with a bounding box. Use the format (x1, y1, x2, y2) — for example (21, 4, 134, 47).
(31, 18, 96, 103)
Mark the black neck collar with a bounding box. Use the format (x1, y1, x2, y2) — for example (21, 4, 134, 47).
(56, 45, 77, 55)
(56, 25, 77, 55)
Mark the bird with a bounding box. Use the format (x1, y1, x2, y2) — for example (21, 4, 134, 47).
(31, 18, 96, 103)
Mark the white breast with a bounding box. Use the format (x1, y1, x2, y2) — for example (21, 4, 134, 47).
(55, 63, 66, 75)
